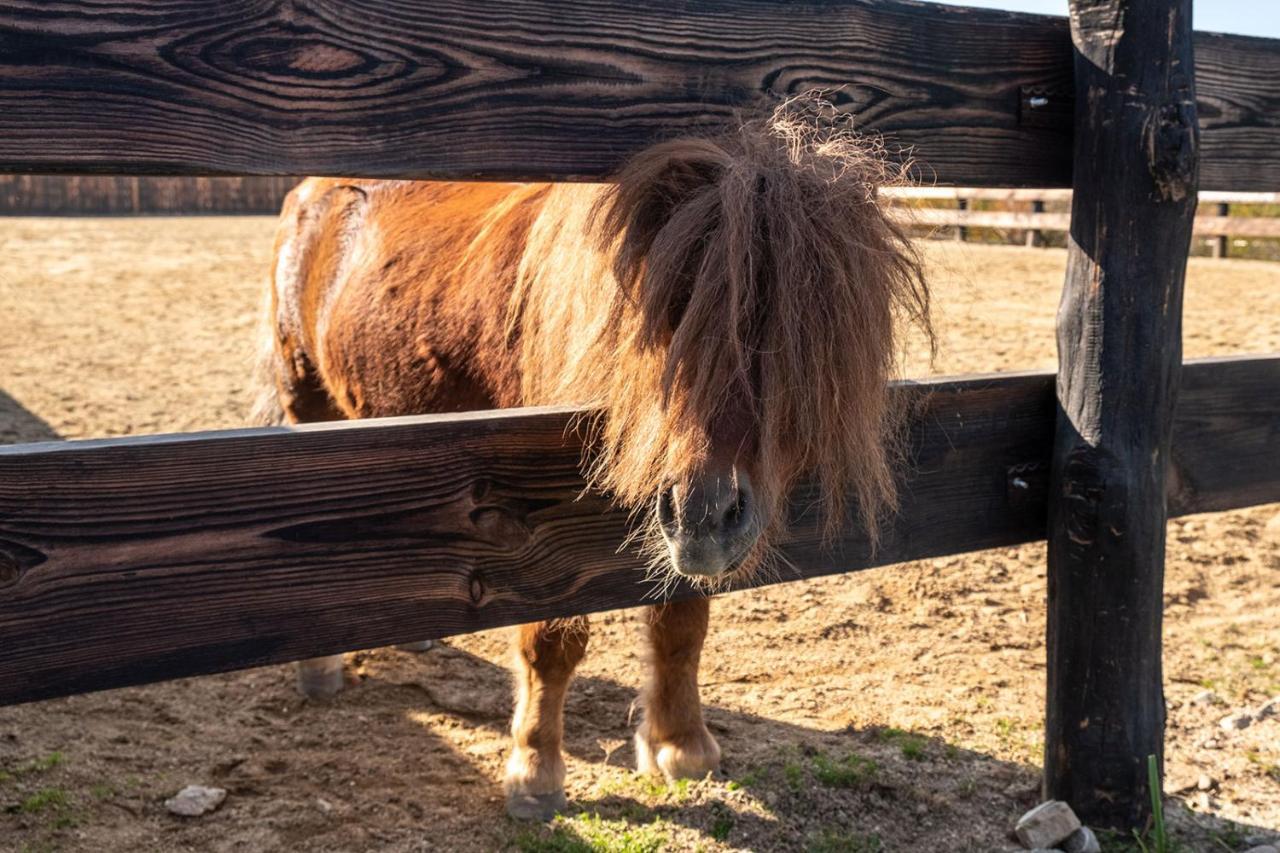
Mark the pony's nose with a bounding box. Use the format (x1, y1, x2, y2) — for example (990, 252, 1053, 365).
(656, 474, 758, 577)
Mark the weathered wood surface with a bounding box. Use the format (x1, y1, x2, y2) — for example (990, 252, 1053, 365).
(1169, 357, 1280, 517)
(1045, 0, 1199, 829)
(0, 1, 1275, 189)
(0, 372, 1053, 706)
(0, 357, 1276, 708)
(0, 175, 300, 216)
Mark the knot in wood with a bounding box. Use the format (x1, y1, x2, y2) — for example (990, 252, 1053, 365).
(468, 572, 486, 605)
(0, 554, 19, 589)
(1147, 98, 1198, 203)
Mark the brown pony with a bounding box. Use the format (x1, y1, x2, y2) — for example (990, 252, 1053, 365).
(256, 98, 930, 820)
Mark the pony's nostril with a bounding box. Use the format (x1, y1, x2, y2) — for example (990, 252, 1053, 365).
(722, 491, 749, 531)
(657, 487, 676, 529)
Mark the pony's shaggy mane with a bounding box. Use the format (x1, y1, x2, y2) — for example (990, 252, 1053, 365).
(510, 96, 932, 570)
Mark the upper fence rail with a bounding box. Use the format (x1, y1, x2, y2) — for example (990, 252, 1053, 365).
(0, 1, 1277, 189)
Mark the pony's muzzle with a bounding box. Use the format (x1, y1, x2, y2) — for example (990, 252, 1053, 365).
(656, 472, 759, 578)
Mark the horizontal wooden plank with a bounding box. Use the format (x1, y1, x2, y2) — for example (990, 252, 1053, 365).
(1187, 216, 1280, 238)
(905, 208, 1280, 238)
(908, 207, 1072, 230)
(0, 356, 1275, 707)
(886, 188, 1280, 205)
(1169, 356, 1280, 516)
(0, 2, 1275, 189)
(0, 372, 1055, 706)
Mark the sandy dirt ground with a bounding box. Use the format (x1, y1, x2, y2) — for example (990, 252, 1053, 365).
(0, 218, 1277, 853)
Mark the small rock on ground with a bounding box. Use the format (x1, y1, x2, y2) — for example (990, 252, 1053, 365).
(1243, 846, 1279, 853)
(165, 785, 227, 817)
(1220, 711, 1253, 730)
(1189, 689, 1220, 705)
(1015, 801, 1082, 849)
(1062, 826, 1101, 853)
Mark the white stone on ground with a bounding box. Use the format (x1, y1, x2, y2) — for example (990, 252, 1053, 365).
(165, 784, 227, 817)
(1062, 826, 1102, 853)
(1220, 711, 1253, 730)
(1015, 801, 1082, 849)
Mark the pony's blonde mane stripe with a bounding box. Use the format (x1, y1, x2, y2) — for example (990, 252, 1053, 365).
(512, 94, 933, 553)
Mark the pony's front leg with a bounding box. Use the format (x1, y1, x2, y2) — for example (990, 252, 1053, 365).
(636, 598, 720, 780)
(505, 617, 589, 820)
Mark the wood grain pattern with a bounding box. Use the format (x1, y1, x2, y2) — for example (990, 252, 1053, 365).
(0, 0, 1073, 186)
(1045, 0, 1198, 828)
(0, 2, 1274, 188)
(0, 357, 1275, 708)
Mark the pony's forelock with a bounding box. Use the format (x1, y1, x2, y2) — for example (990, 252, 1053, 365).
(516, 94, 933, 562)
(594, 96, 931, 549)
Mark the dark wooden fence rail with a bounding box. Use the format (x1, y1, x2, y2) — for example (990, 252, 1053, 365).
(0, 2, 1277, 189)
(0, 356, 1275, 708)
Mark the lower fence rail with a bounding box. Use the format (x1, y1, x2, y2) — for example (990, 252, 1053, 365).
(0, 355, 1276, 708)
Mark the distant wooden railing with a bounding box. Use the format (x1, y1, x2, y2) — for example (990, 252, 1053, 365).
(887, 188, 1280, 256)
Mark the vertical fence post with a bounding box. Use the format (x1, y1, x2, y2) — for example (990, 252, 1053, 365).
(955, 197, 969, 241)
(1045, 0, 1199, 830)
(1026, 199, 1045, 247)
(1212, 202, 1230, 257)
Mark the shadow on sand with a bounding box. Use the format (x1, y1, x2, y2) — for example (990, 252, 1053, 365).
(0, 390, 60, 445)
(356, 643, 1280, 852)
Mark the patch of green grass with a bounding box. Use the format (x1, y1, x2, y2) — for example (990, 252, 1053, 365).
(784, 760, 804, 792)
(19, 787, 70, 814)
(595, 773, 693, 805)
(89, 783, 115, 800)
(1, 752, 66, 785)
(812, 753, 878, 789)
(709, 808, 734, 842)
(806, 827, 883, 853)
(516, 813, 672, 853)
(875, 727, 928, 762)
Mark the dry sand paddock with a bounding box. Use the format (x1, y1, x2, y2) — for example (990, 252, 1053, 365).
(0, 217, 1278, 852)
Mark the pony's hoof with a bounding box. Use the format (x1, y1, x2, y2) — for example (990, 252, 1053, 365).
(505, 789, 567, 821)
(296, 655, 346, 698)
(396, 640, 436, 652)
(635, 726, 721, 781)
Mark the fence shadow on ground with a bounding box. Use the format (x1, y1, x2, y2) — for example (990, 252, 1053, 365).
(0, 390, 60, 445)
(360, 643, 1279, 852)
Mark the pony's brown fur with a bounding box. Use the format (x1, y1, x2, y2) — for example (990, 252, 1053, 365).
(260, 95, 931, 817)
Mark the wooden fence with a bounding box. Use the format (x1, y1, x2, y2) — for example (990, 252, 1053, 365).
(889, 188, 1280, 255)
(0, 0, 1277, 830)
(0, 175, 300, 215)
